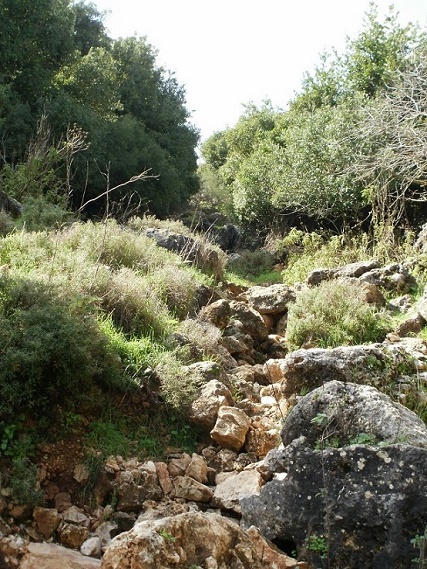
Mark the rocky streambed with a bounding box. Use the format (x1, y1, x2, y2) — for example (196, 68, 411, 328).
(1, 255, 427, 568)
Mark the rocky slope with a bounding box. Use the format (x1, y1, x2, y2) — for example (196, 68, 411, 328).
(1, 235, 427, 568)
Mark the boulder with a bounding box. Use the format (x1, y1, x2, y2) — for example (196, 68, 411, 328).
(242, 382, 427, 568)
(212, 469, 263, 514)
(172, 476, 213, 503)
(281, 380, 427, 449)
(359, 262, 417, 294)
(80, 537, 102, 559)
(32, 507, 61, 539)
(188, 380, 234, 430)
(100, 512, 298, 569)
(229, 301, 269, 344)
(242, 437, 427, 569)
(265, 342, 420, 398)
(59, 524, 90, 549)
(185, 453, 208, 484)
(210, 406, 251, 452)
(306, 260, 381, 285)
(114, 466, 163, 511)
(244, 284, 296, 315)
(199, 298, 232, 329)
(20, 543, 101, 569)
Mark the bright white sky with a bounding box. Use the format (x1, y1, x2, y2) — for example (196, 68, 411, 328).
(93, 0, 427, 142)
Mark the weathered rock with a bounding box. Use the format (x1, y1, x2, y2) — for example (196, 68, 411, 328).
(62, 506, 90, 528)
(100, 512, 297, 569)
(80, 537, 102, 559)
(54, 492, 72, 513)
(172, 476, 213, 502)
(202, 447, 238, 473)
(307, 260, 381, 285)
(155, 462, 173, 495)
(244, 284, 296, 315)
(199, 298, 231, 329)
(185, 453, 208, 484)
(188, 380, 234, 430)
(245, 425, 282, 458)
(229, 301, 269, 344)
(73, 463, 90, 484)
(167, 454, 192, 478)
(210, 406, 251, 452)
(186, 360, 226, 384)
(33, 507, 61, 539)
(266, 342, 420, 398)
(95, 521, 119, 548)
(338, 276, 385, 304)
(395, 312, 426, 336)
(241, 436, 427, 569)
(59, 524, 90, 549)
(20, 543, 101, 568)
(114, 466, 163, 511)
(359, 262, 417, 294)
(212, 469, 263, 514)
(282, 380, 427, 448)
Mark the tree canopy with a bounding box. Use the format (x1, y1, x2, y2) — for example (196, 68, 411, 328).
(0, 0, 199, 220)
(201, 4, 427, 238)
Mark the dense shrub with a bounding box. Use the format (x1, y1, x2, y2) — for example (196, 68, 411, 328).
(0, 277, 120, 420)
(286, 279, 390, 350)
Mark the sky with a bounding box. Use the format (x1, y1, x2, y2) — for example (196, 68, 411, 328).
(92, 0, 427, 142)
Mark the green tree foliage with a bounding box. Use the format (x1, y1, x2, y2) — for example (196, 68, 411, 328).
(0, 2, 199, 220)
(202, 5, 426, 234)
(70, 1, 110, 55)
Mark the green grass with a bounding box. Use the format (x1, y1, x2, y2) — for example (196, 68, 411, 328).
(286, 279, 391, 350)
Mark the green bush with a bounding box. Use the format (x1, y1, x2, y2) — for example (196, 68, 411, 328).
(0, 277, 120, 420)
(226, 249, 276, 279)
(17, 196, 72, 231)
(0, 211, 15, 236)
(286, 279, 390, 350)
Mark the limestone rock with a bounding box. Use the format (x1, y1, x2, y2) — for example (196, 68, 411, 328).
(307, 260, 381, 285)
(229, 301, 269, 344)
(359, 262, 417, 294)
(62, 506, 90, 527)
(80, 537, 102, 558)
(59, 524, 90, 549)
(114, 466, 163, 511)
(244, 284, 296, 315)
(172, 476, 213, 502)
(33, 507, 61, 539)
(185, 453, 208, 484)
(241, 437, 427, 569)
(199, 298, 231, 329)
(95, 521, 119, 548)
(281, 380, 427, 449)
(100, 512, 297, 569)
(167, 454, 192, 478)
(189, 380, 234, 430)
(212, 469, 263, 514)
(210, 406, 251, 452)
(266, 342, 420, 398)
(20, 543, 101, 568)
(155, 461, 173, 495)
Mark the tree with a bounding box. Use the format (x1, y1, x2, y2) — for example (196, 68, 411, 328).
(70, 1, 110, 56)
(0, 0, 75, 106)
(346, 44, 427, 232)
(52, 47, 122, 121)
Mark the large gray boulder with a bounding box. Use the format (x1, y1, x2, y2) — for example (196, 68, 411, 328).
(241, 381, 427, 568)
(281, 380, 427, 449)
(265, 341, 422, 398)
